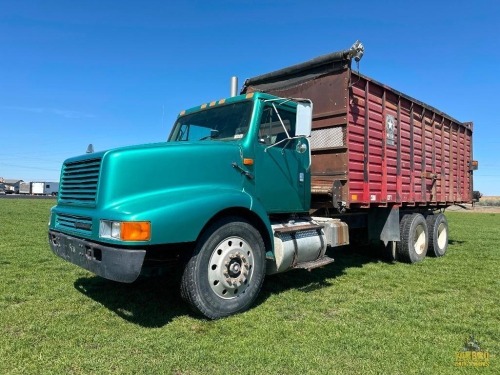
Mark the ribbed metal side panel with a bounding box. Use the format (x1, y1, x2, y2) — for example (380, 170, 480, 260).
(347, 72, 473, 206)
(56, 213, 93, 235)
(59, 158, 101, 205)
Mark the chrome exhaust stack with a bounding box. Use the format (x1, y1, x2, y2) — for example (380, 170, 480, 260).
(230, 76, 238, 97)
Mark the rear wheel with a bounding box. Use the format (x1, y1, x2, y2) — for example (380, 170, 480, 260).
(426, 213, 448, 257)
(180, 217, 266, 319)
(397, 213, 428, 263)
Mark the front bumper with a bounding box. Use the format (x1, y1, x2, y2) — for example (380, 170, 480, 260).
(48, 230, 146, 283)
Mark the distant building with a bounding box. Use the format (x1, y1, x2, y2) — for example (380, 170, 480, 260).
(3, 179, 23, 194)
(0, 178, 59, 195)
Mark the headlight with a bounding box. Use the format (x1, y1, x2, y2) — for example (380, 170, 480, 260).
(99, 220, 151, 241)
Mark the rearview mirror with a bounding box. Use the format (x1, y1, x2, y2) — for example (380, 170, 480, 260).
(296, 101, 313, 137)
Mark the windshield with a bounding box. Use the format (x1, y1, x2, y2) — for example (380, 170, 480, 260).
(169, 101, 254, 142)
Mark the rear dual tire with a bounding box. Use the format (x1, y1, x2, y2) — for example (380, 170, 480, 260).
(426, 213, 448, 257)
(397, 213, 428, 263)
(395, 212, 449, 263)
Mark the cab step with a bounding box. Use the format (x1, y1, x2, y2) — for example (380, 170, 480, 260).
(293, 256, 334, 271)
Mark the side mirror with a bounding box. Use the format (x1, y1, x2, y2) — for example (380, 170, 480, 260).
(296, 101, 313, 137)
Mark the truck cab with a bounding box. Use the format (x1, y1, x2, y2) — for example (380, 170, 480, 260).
(168, 93, 312, 213)
(49, 92, 336, 319)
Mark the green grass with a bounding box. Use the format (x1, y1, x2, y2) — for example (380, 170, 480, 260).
(1, 199, 498, 374)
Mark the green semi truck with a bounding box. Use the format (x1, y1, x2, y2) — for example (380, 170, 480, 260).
(49, 42, 475, 319)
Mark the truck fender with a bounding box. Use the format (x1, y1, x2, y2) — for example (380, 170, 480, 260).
(104, 186, 273, 250)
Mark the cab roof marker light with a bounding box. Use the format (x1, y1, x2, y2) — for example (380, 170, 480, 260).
(245, 93, 254, 99)
(219, 99, 226, 104)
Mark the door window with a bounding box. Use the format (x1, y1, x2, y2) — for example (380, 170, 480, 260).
(258, 105, 296, 147)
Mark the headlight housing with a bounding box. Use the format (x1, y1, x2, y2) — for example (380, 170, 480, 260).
(99, 220, 151, 241)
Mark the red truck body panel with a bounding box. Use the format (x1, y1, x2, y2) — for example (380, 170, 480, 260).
(243, 56, 473, 210)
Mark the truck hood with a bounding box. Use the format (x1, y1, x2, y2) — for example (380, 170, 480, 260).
(78, 141, 245, 209)
(102, 141, 246, 207)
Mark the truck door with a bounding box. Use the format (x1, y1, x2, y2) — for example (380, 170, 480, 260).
(253, 103, 310, 213)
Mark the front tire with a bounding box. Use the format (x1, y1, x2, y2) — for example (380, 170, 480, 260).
(397, 213, 428, 263)
(180, 217, 266, 319)
(426, 213, 448, 257)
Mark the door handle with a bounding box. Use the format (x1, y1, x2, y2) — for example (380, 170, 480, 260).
(231, 162, 254, 179)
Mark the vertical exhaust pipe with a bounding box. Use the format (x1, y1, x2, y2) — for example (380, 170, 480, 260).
(230, 76, 238, 97)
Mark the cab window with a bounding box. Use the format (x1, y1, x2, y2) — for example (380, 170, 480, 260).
(258, 105, 296, 147)
(169, 101, 253, 142)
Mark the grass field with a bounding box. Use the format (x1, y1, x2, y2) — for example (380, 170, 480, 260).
(1, 199, 498, 374)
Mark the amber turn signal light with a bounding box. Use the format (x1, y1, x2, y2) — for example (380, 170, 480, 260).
(120, 222, 151, 241)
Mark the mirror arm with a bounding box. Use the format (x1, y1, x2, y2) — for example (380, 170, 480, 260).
(271, 103, 291, 139)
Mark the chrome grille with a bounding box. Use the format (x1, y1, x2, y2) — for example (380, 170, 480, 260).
(59, 158, 101, 205)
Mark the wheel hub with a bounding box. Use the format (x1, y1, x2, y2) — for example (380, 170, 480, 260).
(228, 259, 242, 277)
(208, 237, 254, 299)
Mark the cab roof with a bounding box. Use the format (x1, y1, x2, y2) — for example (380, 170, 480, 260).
(177, 92, 295, 117)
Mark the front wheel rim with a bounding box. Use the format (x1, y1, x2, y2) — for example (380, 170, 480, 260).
(208, 236, 254, 299)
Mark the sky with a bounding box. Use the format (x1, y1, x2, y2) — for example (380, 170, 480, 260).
(1, 0, 499, 195)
